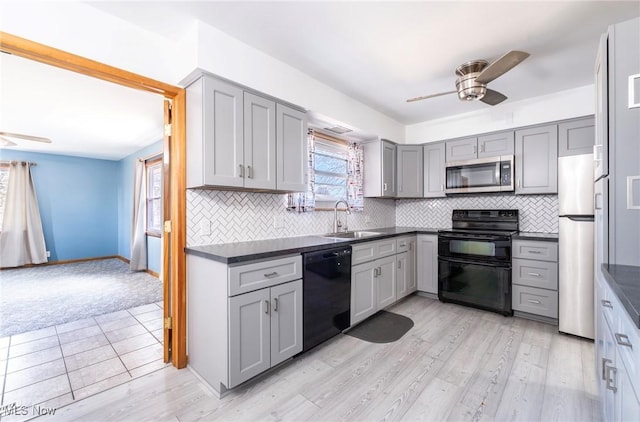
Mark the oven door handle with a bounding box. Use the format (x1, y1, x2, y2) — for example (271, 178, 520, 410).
(438, 256, 511, 268)
(438, 234, 511, 242)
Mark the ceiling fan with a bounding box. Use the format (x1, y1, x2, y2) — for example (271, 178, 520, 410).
(0, 131, 52, 147)
(407, 50, 530, 106)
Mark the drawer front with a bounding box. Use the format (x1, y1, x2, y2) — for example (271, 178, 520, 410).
(512, 240, 558, 262)
(376, 238, 397, 258)
(396, 236, 411, 253)
(512, 285, 558, 318)
(352, 241, 378, 265)
(512, 258, 558, 290)
(228, 255, 302, 296)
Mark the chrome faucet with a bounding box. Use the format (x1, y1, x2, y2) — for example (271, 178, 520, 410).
(333, 200, 351, 233)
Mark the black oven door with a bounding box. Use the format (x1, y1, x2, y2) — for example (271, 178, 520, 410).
(438, 233, 511, 263)
(438, 257, 512, 316)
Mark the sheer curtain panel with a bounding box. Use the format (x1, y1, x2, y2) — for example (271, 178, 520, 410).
(130, 160, 147, 271)
(0, 161, 47, 268)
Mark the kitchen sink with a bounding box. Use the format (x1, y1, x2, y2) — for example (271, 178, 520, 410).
(321, 230, 382, 239)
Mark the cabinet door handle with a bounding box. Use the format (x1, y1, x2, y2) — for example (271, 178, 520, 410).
(601, 299, 613, 309)
(480, 144, 485, 153)
(264, 300, 270, 314)
(627, 175, 640, 210)
(273, 298, 278, 312)
(473, 145, 477, 154)
(528, 250, 542, 254)
(247, 165, 253, 179)
(399, 242, 406, 247)
(527, 272, 541, 277)
(527, 299, 541, 304)
(517, 179, 521, 188)
(378, 267, 382, 276)
(264, 271, 278, 278)
(615, 333, 633, 348)
(383, 183, 388, 192)
(601, 358, 611, 380)
(239, 164, 244, 178)
(605, 364, 617, 393)
(398, 260, 402, 269)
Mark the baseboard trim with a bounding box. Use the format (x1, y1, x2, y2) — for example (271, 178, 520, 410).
(1, 255, 159, 278)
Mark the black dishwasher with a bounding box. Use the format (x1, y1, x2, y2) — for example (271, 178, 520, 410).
(303, 246, 352, 352)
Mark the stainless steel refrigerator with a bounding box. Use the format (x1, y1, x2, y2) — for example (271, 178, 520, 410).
(558, 153, 595, 339)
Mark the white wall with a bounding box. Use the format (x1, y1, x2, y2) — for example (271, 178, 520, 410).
(191, 21, 404, 141)
(0, 2, 197, 85)
(405, 85, 595, 143)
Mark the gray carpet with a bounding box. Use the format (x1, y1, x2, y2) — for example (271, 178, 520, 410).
(0, 258, 162, 337)
(345, 310, 414, 343)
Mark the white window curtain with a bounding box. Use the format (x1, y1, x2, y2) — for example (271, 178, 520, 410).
(0, 161, 47, 268)
(287, 130, 364, 211)
(130, 160, 147, 271)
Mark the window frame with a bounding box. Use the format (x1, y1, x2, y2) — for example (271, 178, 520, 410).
(312, 134, 352, 210)
(145, 156, 163, 237)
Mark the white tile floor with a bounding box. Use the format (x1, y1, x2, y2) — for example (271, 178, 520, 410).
(0, 302, 168, 421)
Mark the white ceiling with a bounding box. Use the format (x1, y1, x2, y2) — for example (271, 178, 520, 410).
(0, 53, 164, 160)
(90, 1, 640, 125)
(2, 1, 638, 160)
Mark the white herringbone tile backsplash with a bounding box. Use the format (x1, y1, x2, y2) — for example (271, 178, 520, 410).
(396, 194, 559, 233)
(187, 190, 396, 246)
(187, 189, 558, 246)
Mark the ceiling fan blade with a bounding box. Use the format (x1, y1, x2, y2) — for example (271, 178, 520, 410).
(0, 131, 52, 143)
(475, 50, 530, 84)
(480, 89, 508, 106)
(406, 90, 457, 103)
(0, 136, 18, 147)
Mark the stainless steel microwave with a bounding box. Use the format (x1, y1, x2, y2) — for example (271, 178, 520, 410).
(445, 155, 514, 194)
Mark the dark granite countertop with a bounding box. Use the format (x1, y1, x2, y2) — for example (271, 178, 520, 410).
(185, 226, 440, 264)
(513, 232, 559, 242)
(602, 264, 640, 329)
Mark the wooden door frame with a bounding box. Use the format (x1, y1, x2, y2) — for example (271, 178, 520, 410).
(0, 32, 188, 368)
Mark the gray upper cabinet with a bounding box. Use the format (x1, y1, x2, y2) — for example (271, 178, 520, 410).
(186, 74, 307, 192)
(515, 124, 558, 194)
(477, 131, 515, 157)
(396, 145, 423, 198)
(276, 104, 307, 192)
(244, 92, 276, 190)
(423, 142, 446, 198)
(187, 76, 244, 188)
(558, 116, 595, 157)
(446, 131, 514, 161)
(445, 137, 477, 161)
(364, 139, 396, 197)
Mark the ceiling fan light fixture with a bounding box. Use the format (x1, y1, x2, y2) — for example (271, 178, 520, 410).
(455, 72, 486, 101)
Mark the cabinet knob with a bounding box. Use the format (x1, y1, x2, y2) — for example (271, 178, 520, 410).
(601, 299, 613, 309)
(605, 363, 618, 393)
(273, 298, 279, 312)
(264, 300, 270, 314)
(239, 164, 244, 178)
(383, 183, 388, 192)
(247, 165, 253, 179)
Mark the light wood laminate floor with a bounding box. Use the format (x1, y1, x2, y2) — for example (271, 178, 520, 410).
(44, 295, 599, 421)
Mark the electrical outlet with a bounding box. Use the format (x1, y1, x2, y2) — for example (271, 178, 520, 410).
(200, 220, 211, 236)
(46, 251, 50, 257)
(273, 216, 284, 229)
(364, 215, 372, 224)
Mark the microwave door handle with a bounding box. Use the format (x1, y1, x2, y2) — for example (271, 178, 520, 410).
(495, 162, 501, 184)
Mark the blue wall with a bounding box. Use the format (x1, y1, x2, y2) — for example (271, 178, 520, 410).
(1, 142, 163, 273)
(0, 150, 119, 262)
(117, 141, 163, 273)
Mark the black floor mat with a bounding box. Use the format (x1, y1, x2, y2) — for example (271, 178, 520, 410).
(345, 310, 414, 343)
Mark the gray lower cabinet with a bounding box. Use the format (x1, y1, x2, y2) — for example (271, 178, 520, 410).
(558, 116, 595, 157)
(396, 145, 423, 197)
(511, 239, 558, 320)
(596, 271, 640, 421)
(186, 73, 307, 192)
(515, 124, 558, 194)
(187, 253, 302, 396)
(396, 236, 417, 300)
(417, 234, 438, 294)
(351, 237, 408, 325)
(423, 142, 446, 198)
